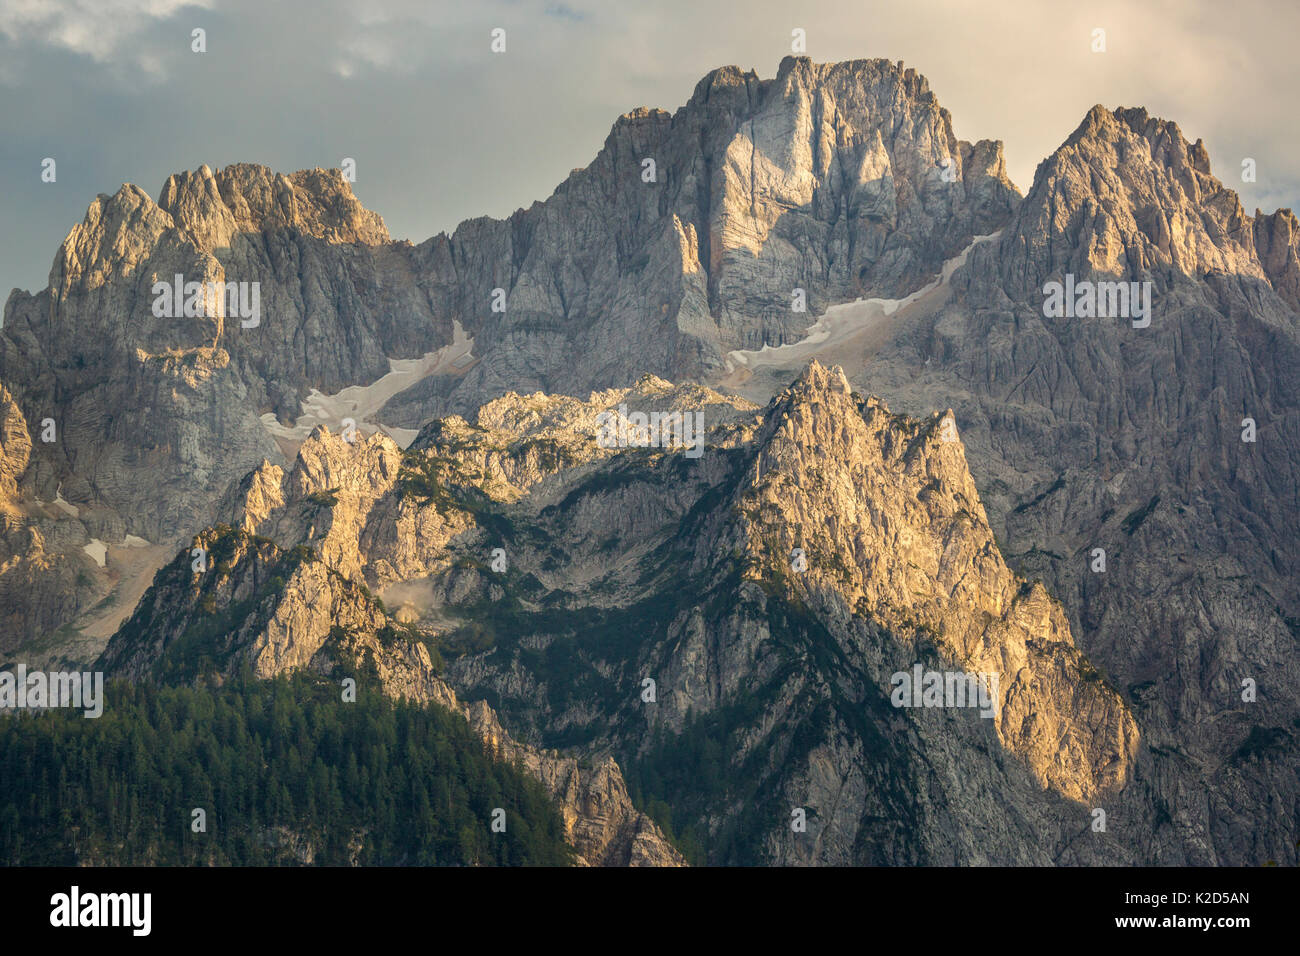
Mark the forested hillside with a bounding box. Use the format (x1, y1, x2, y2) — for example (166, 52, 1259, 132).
(0, 673, 573, 866)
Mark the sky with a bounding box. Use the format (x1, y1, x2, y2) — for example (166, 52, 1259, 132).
(1, 0, 1297, 299)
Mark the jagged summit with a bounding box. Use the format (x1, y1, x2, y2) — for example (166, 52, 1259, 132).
(48, 163, 388, 298)
(783, 357, 853, 393)
(981, 101, 1265, 295)
(692, 56, 939, 106)
(158, 163, 390, 248)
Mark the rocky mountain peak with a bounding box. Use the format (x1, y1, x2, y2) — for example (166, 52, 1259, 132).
(979, 102, 1261, 296)
(758, 360, 971, 500)
(773, 54, 933, 100)
(49, 184, 175, 304)
(410, 56, 1022, 420)
(159, 163, 390, 249)
(783, 357, 853, 396)
(46, 163, 389, 308)
(732, 363, 1138, 802)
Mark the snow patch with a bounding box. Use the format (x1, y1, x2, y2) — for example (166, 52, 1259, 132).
(52, 485, 79, 517)
(34, 485, 81, 518)
(261, 320, 474, 450)
(725, 232, 1001, 373)
(377, 425, 420, 446)
(83, 539, 107, 567)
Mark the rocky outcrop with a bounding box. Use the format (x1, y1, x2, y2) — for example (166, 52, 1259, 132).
(733, 362, 1138, 802)
(463, 701, 685, 867)
(0, 382, 30, 498)
(222, 376, 755, 593)
(1253, 207, 1300, 314)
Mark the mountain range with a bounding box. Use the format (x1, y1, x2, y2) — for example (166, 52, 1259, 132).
(1, 56, 1296, 865)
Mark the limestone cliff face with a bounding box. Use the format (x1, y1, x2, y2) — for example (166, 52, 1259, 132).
(388, 56, 1018, 423)
(0, 381, 112, 653)
(462, 701, 684, 867)
(0, 382, 30, 499)
(0, 164, 440, 546)
(730, 363, 1138, 802)
(1253, 207, 1300, 314)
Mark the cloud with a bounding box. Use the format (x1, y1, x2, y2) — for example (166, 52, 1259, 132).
(0, 0, 213, 65)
